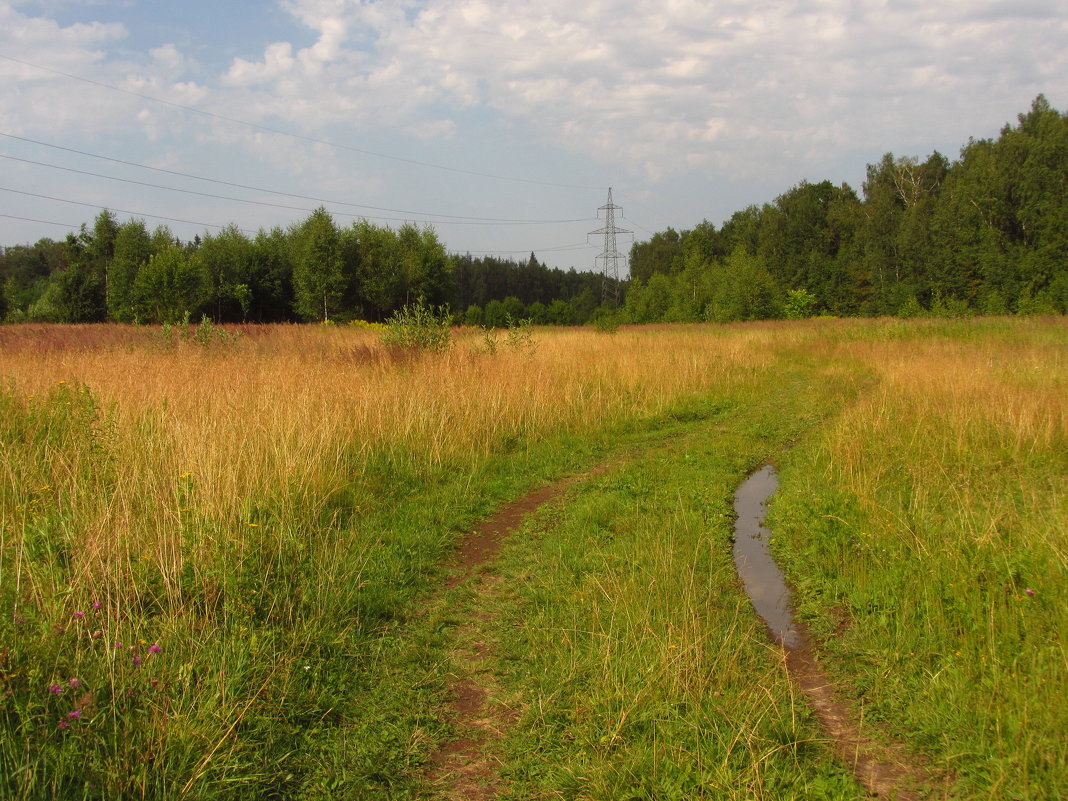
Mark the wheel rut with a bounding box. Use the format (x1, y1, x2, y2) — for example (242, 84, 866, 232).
(425, 451, 941, 800)
(733, 465, 941, 800)
(425, 464, 614, 800)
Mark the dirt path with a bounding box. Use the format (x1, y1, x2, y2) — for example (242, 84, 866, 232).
(425, 466, 613, 800)
(426, 452, 941, 800)
(785, 644, 940, 800)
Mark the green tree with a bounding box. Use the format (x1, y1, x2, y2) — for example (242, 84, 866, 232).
(197, 224, 254, 321)
(463, 304, 483, 326)
(107, 219, 153, 322)
(292, 208, 344, 322)
(133, 244, 203, 323)
(629, 228, 684, 282)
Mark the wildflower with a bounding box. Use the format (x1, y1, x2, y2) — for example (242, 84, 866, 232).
(48, 684, 63, 695)
(114, 641, 122, 648)
(67, 709, 81, 720)
(73, 611, 85, 620)
(58, 720, 69, 730)
(1025, 588, 1035, 596)
(126, 689, 135, 697)
(148, 643, 161, 654)
(92, 601, 101, 611)
(132, 656, 142, 668)
(245, 522, 258, 527)
(68, 678, 80, 689)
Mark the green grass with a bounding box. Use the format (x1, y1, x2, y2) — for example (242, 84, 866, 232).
(769, 318, 1068, 800)
(1, 318, 1064, 799)
(480, 359, 870, 799)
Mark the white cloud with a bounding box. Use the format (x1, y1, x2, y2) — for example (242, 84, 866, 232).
(2, 0, 1067, 259)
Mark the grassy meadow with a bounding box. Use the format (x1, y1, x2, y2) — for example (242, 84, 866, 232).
(0, 318, 1064, 799)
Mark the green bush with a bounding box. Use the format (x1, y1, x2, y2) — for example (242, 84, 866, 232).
(380, 300, 452, 352)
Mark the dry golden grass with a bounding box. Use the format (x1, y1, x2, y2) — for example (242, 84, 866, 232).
(0, 323, 776, 605)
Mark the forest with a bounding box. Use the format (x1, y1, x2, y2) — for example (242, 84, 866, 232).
(1, 96, 1065, 325)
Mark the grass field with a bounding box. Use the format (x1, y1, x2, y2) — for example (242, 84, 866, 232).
(0, 318, 1064, 799)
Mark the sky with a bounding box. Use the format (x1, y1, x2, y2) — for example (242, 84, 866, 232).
(1, 0, 1066, 273)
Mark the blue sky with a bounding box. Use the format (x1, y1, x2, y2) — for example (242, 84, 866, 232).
(2, 0, 1066, 272)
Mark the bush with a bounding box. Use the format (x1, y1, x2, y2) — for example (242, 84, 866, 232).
(380, 300, 452, 352)
(783, 288, 818, 320)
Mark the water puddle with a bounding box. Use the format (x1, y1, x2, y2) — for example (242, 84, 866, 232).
(731, 464, 931, 799)
(732, 465, 800, 649)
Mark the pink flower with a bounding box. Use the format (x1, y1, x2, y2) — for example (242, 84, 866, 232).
(92, 601, 101, 611)
(48, 684, 63, 695)
(73, 611, 85, 620)
(68, 678, 80, 688)
(58, 720, 69, 730)
(1025, 588, 1035, 596)
(67, 709, 81, 720)
(148, 643, 161, 654)
(132, 656, 142, 668)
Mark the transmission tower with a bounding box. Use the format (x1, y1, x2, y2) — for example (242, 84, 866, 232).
(589, 187, 631, 306)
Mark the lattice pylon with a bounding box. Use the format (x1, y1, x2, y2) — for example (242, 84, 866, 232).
(589, 187, 631, 306)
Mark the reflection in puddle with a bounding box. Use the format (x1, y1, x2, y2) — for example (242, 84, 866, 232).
(732, 465, 800, 649)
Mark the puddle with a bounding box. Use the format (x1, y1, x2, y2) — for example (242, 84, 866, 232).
(732, 464, 800, 649)
(731, 465, 932, 799)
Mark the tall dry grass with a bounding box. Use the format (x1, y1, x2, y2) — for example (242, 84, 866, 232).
(0, 323, 774, 607)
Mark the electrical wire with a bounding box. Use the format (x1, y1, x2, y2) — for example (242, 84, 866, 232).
(0, 212, 79, 229)
(0, 186, 257, 235)
(0, 153, 590, 227)
(0, 133, 592, 225)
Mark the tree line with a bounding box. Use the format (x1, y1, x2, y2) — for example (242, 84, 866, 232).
(2, 96, 1065, 326)
(0, 208, 617, 325)
(624, 96, 1068, 321)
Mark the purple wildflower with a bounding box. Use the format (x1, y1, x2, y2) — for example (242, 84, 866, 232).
(132, 656, 142, 668)
(58, 720, 69, 730)
(92, 601, 101, 611)
(114, 641, 122, 648)
(67, 709, 81, 720)
(148, 643, 161, 654)
(48, 684, 63, 695)
(1025, 588, 1035, 596)
(73, 611, 85, 620)
(68, 678, 80, 688)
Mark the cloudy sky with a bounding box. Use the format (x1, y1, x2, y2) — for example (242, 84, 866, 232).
(1, 0, 1065, 271)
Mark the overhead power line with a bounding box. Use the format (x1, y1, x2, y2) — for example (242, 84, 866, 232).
(0, 133, 590, 225)
(0, 186, 257, 235)
(0, 53, 605, 191)
(0, 152, 589, 228)
(0, 212, 80, 229)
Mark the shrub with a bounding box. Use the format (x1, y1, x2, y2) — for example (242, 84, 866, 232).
(380, 300, 452, 352)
